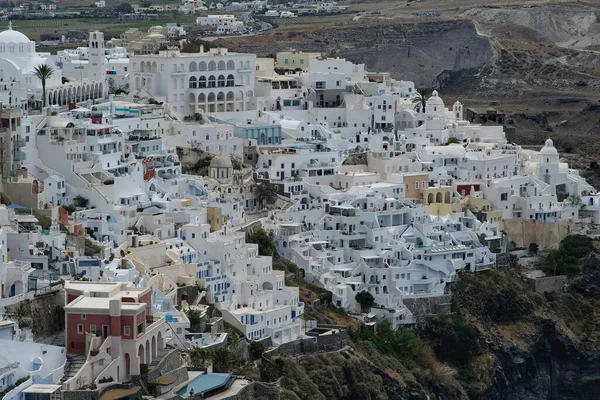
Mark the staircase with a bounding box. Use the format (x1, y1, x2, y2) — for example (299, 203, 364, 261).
(148, 348, 171, 371)
(60, 354, 86, 384)
(50, 332, 65, 347)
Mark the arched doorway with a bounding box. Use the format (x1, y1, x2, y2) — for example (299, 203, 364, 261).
(157, 331, 164, 350)
(124, 353, 131, 376)
(145, 339, 150, 364)
(138, 344, 144, 365)
(151, 336, 157, 360)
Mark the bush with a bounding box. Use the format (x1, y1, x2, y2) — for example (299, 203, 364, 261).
(246, 228, 276, 256)
(62, 204, 77, 214)
(99, 376, 114, 383)
(73, 195, 89, 208)
(248, 341, 264, 361)
(419, 313, 479, 365)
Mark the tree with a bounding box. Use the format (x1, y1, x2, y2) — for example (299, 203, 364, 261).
(566, 195, 582, 207)
(211, 348, 232, 373)
(33, 64, 54, 108)
(107, 77, 115, 94)
(412, 87, 432, 113)
(246, 228, 276, 256)
(190, 348, 209, 368)
(255, 182, 277, 207)
(248, 341, 264, 360)
(355, 291, 375, 312)
(116, 3, 133, 13)
(185, 309, 202, 332)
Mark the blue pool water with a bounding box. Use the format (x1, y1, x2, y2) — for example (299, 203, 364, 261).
(178, 373, 234, 397)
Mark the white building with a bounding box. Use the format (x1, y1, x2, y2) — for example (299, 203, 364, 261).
(130, 47, 256, 118)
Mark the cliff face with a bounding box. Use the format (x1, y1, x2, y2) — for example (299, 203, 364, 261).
(221, 20, 492, 87)
(427, 263, 600, 400)
(480, 320, 600, 400)
(277, 261, 600, 400)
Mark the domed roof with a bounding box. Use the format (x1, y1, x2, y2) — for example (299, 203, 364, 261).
(0, 24, 31, 44)
(210, 155, 232, 168)
(426, 90, 444, 106)
(540, 138, 558, 156)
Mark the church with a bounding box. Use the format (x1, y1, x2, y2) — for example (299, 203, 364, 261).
(0, 23, 106, 110)
(203, 155, 259, 226)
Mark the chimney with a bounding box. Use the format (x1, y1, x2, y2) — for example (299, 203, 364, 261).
(121, 258, 128, 269)
(200, 44, 204, 53)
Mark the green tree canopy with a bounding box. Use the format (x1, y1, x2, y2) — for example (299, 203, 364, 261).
(247, 228, 276, 256)
(355, 291, 375, 311)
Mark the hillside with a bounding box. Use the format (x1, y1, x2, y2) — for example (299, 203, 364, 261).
(263, 236, 600, 400)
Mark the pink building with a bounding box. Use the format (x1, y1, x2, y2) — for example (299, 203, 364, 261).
(63, 281, 169, 386)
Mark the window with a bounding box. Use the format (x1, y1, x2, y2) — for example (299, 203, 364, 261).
(415, 181, 419, 189)
(315, 81, 325, 89)
(81, 314, 87, 320)
(90, 324, 97, 334)
(77, 324, 83, 334)
(124, 326, 130, 336)
(284, 58, 289, 64)
(500, 193, 508, 201)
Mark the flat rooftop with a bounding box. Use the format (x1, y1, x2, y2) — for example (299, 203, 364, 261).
(65, 296, 145, 312)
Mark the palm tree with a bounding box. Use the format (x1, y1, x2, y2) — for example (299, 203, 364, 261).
(412, 88, 432, 113)
(190, 348, 209, 368)
(33, 64, 54, 108)
(211, 348, 232, 373)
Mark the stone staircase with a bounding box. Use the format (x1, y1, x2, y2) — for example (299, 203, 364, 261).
(51, 332, 65, 347)
(149, 348, 171, 371)
(60, 354, 86, 385)
(143, 347, 189, 395)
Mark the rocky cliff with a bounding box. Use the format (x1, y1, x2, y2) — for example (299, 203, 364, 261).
(273, 254, 600, 400)
(220, 19, 492, 88)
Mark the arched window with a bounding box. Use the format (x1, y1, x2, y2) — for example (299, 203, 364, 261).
(199, 76, 206, 88)
(227, 60, 235, 70)
(226, 74, 234, 87)
(218, 60, 226, 70)
(208, 76, 216, 88)
(189, 76, 197, 89)
(217, 75, 225, 88)
(189, 61, 197, 72)
(199, 61, 207, 71)
(208, 61, 216, 71)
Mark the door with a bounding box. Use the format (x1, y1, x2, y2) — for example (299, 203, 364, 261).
(102, 325, 110, 339)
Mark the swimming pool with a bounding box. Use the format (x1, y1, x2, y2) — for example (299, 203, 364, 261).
(178, 373, 234, 398)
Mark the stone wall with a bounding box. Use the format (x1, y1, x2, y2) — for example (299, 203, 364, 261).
(277, 329, 349, 356)
(403, 295, 452, 322)
(63, 383, 138, 400)
(220, 381, 281, 400)
(5, 289, 64, 339)
(176, 286, 200, 307)
(504, 219, 574, 251)
(146, 349, 188, 386)
(530, 275, 568, 293)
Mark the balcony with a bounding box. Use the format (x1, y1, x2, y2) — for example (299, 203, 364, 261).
(15, 138, 26, 148)
(14, 151, 25, 161)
